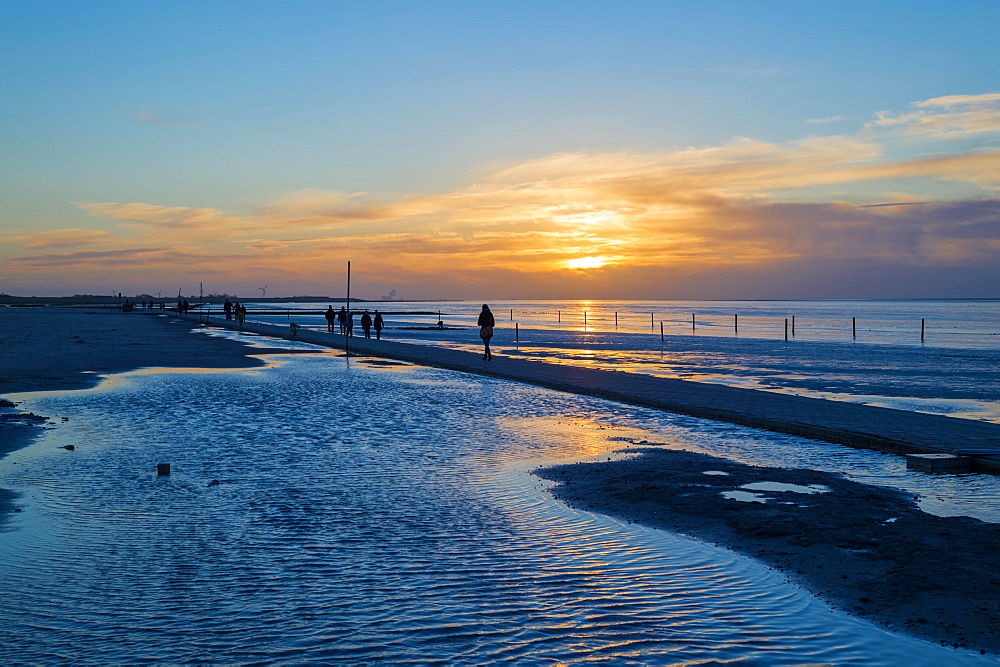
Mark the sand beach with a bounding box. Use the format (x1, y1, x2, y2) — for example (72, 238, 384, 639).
(0, 307, 997, 658)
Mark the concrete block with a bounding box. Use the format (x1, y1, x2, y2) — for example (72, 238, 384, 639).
(905, 453, 970, 473)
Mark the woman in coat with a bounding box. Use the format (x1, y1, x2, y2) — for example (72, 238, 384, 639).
(477, 304, 495, 360)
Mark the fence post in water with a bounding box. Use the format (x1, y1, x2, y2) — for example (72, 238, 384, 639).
(735, 314, 738, 333)
(921, 318, 925, 341)
(852, 317, 856, 338)
(784, 318, 788, 341)
(615, 312, 618, 328)
(660, 321, 664, 342)
(792, 315, 796, 336)
(558, 310, 561, 323)
(691, 313, 695, 332)
(510, 309, 513, 321)
(515, 322, 519, 343)
(651, 313, 654, 329)
(584, 311, 587, 327)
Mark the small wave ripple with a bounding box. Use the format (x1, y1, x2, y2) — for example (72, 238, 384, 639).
(0, 353, 992, 664)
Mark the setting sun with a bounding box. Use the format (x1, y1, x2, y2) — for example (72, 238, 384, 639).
(565, 256, 608, 270)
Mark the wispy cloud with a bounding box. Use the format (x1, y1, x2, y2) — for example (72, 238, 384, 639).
(868, 91, 1000, 138)
(2, 228, 115, 249)
(7, 93, 1000, 297)
(806, 115, 847, 124)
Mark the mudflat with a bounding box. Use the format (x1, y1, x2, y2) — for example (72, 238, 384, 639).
(537, 448, 1000, 655)
(0, 307, 298, 395)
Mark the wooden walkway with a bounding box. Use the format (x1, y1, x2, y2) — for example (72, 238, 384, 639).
(180, 313, 1000, 473)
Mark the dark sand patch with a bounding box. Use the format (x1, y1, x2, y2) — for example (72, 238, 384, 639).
(0, 308, 304, 395)
(537, 448, 1000, 654)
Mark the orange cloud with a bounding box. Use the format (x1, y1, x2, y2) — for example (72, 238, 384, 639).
(7, 93, 1000, 297)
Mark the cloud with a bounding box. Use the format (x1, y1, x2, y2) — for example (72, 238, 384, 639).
(3, 228, 114, 249)
(868, 91, 1000, 138)
(9, 93, 1000, 297)
(134, 108, 199, 126)
(806, 115, 847, 124)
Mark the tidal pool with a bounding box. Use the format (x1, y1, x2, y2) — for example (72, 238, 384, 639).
(0, 343, 994, 664)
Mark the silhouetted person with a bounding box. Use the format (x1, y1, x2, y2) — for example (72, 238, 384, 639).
(346, 310, 354, 337)
(373, 310, 384, 340)
(183, 300, 190, 314)
(325, 305, 336, 333)
(478, 303, 495, 360)
(361, 310, 372, 338)
(338, 306, 347, 335)
(177, 299, 183, 313)
(237, 304, 246, 327)
(224, 298, 233, 320)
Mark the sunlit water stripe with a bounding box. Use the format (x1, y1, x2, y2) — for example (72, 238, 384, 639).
(0, 345, 995, 663)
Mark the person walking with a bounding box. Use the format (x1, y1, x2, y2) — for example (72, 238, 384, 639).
(237, 303, 246, 327)
(338, 306, 347, 335)
(346, 309, 354, 337)
(325, 305, 336, 333)
(224, 298, 233, 321)
(373, 310, 384, 340)
(361, 310, 372, 338)
(478, 303, 495, 360)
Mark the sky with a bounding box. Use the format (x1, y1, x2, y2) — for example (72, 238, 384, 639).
(2, 1, 999, 300)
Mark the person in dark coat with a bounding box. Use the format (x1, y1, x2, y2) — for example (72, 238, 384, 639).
(477, 303, 495, 360)
(338, 307, 347, 335)
(360, 311, 373, 338)
(373, 310, 384, 340)
(324, 305, 336, 333)
(224, 298, 233, 320)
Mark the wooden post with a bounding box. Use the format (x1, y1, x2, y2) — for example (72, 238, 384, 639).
(660, 321, 664, 342)
(921, 318, 925, 341)
(784, 318, 788, 341)
(345, 261, 351, 357)
(584, 311, 587, 327)
(510, 308, 513, 320)
(651, 313, 654, 329)
(735, 314, 738, 333)
(852, 316, 856, 338)
(157, 463, 170, 476)
(615, 311, 618, 328)
(792, 315, 796, 336)
(691, 313, 695, 332)
(515, 322, 519, 343)
(558, 310, 561, 323)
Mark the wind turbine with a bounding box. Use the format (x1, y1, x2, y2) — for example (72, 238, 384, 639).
(259, 284, 268, 298)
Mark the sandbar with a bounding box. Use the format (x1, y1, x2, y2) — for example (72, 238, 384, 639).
(537, 449, 1000, 655)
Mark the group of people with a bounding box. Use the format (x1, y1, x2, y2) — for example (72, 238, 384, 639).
(325, 306, 384, 339)
(222, 299, 247, 326)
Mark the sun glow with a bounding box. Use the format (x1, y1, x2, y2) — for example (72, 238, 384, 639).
(565, 256, 608, 269)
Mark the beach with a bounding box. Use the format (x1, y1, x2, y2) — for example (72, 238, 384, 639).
(1, 307, 997, 660)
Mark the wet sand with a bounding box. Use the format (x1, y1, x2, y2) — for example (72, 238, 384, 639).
(537, 449, 1000, 655)
(2, 307, 997, 654)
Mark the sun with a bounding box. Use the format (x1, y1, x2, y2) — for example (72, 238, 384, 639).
(565, 256, 608, 269)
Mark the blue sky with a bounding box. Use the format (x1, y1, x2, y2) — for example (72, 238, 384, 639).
(2, 1, 999, 298)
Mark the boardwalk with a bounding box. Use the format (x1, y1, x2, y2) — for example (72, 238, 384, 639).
(182, 313, 1000, 473)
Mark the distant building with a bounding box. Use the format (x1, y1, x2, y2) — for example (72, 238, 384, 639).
(380, 288, 397, 301)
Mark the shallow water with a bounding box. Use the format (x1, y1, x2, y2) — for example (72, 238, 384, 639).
(239, 299, 1000, 423)
(1, 337, 997, 663)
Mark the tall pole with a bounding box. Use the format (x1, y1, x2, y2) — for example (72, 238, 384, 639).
(345, 261, 351, 358)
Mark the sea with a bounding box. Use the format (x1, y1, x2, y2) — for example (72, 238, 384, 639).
(0, 299, 998, 663)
